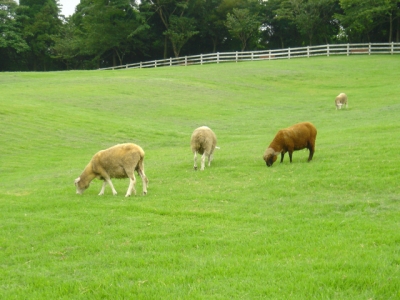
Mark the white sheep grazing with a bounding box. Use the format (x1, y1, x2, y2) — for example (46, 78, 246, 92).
(335, 93, 348, 110)
(74, 143, 149, 196)
(191, 126, 218, 170)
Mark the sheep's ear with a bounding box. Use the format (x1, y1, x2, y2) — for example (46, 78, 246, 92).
(74, 177, 81, 184)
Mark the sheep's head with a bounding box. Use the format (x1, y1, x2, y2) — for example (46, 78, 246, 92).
(74, 177, 89, 194)
(263, 148, 278, 167)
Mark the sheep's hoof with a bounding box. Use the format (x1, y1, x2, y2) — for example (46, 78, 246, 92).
(194, 166, 197, 170)
(143, 191, 147, 195)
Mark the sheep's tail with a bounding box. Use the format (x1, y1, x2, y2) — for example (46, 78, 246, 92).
(215, 146, 221, 150)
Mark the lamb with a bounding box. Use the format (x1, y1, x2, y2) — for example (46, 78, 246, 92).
(74, 143, 149, 196)
(190, 126, 218, 170)
(263, 122, 317, 167)
(335, 93, 348, 109)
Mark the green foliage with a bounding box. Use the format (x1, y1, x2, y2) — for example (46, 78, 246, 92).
(18, 0, 62, 70)
(1, 0, 400, 70)
(0, 0, 29, 52)
(1, 56, 400, 298)
(274, 0, 341, 46)
(336, 0, 400, 42)
(225, 8, 261, 51)
(0, 0, 30, 70)
(193, 0, 229, 52)
(164, 15, 199, 57)
(70, 0, 148, 67)
(51, 18, 80, 69)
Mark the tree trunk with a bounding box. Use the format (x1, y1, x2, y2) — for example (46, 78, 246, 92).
(212, 37, 217, 53)
(171, 40, 180, 57)
(164, 36, 168, 58)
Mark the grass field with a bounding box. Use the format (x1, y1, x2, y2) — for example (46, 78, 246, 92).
(0, 55, 399, 299)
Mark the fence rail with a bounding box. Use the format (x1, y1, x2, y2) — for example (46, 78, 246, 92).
(99, 42, 400, 71)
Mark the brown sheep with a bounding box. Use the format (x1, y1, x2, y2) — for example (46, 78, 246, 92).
(191, 126, 218, 170)
(335, 93, 348, 109)
(74, 143, 149, 196)
(263, 122, 317, 167)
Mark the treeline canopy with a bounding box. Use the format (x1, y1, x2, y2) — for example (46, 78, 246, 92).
(1, 0, 399, 71)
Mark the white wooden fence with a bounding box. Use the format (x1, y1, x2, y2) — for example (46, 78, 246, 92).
(99, 42, 400, 70)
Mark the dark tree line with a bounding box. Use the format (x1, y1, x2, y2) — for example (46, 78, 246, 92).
(1, 0, 399, 71)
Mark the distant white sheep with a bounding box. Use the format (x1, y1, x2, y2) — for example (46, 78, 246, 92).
(190, 126, 218, 170)
(335, 93, 348, 110)
(74, 143, 149, 196)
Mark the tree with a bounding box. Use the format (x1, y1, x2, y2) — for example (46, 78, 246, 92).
(274, 0, 340, 46)
(51, 17, 81, 69)
(141, 0, 199, 58)
(71, 0, 149, 68)
(225, 8, 261, 51)
(192, 0, 228, 53)
(163, 15, 198, 57)
(337, 0, 400, 42)
(18, 0, 62, 70)
(0, 0, 30, 70)
(263, 0, 302, 48)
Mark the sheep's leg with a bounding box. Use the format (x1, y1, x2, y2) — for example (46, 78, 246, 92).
(193, 152, 198, 170)
(208, 153, 212, 166)
(201, 153, 206, 170)
(125, 174, 136, 197)
(137, 169, 149, 195)
(106, 178, 118, 195)
(308, 146, 315, 162)
(99, 178, 117, 195)
(288, 151, 293, 163)
(99, 181, 107, 195)
(280, 152, 285, 163)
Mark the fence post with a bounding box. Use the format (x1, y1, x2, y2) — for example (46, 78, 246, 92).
(391, 42, 394, 55)
(251, 52, 254, 61)
(217, 52, 220, 63)
(200, 54, 203, 65)
(169, 57, 172, 66)
(140, 62, 142, 68)
(369, 43, 371, 55)
(347, 43, 350, 56)
(288, 47, 291, 59)
(327, 44, 330, 57)
(155, 60, 157, 68)
(307, 46, 310, 58)
(269, 50, 272, 60)
(185, 56, 188, 66)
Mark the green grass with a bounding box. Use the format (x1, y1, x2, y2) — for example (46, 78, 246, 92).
(1, 55, 399, 299)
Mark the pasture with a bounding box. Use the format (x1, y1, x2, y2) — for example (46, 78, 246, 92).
(0, 55, 399, 299)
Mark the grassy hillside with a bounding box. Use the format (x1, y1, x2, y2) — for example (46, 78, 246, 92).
(0, 55, 399, 299)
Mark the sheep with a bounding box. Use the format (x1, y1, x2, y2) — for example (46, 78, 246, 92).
(74, 143, 149, 196)
(191, 126, 218, 170)
(335, 93, 348, 110)
(263, 122, 317, 167)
